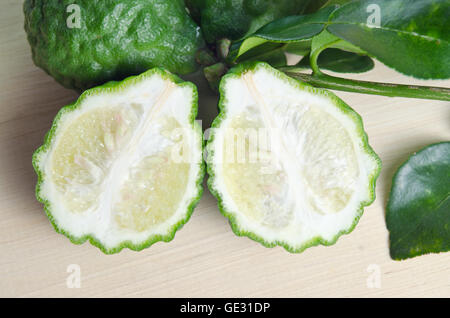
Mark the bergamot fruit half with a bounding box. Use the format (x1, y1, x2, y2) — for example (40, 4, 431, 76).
(207, 62, 381, 252)
(33, 69, 204, 254)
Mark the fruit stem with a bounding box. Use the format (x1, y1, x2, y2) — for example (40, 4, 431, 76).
(280, 67, 450, 101)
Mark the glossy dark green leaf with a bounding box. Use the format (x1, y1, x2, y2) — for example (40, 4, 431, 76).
(284, 40, 311, 56)
(228, 5, 337, 61)
(236, 42, 287, 67)
(386, 142, 450, 260)
(247, 50, 288, 67)
(283, 32, 365, 57)
(236, 42, 285, 62)
(298, 48, 374, 73)
(244, 5, 335, 42)
(306, 30, 371, 74)
(327, 0, 450, 79)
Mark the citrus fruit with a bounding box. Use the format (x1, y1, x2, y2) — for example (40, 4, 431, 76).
(24, 0, 204, 90)
(33, 69, 204, 253)
(206, 62, 381, 252)
(185, 0, 312, 43)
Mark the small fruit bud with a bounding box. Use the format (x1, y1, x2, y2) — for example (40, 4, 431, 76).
(217, 38, 231, 60)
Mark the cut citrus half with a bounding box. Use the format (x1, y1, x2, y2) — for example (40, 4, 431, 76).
(33, 69, 204, 254)
(207, 62, 381, 252)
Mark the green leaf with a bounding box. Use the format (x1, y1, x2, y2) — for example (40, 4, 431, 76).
(236, 42, 285, 62)
(329, 40, 367, 55)
(306, 30, 372, 74)
(309, 29, 343, 74)
(228, 5, 337, 61)
(235, 42, 287, 68)
(283, 33, 365, 57)
(298, 48, 374, 73)
(386, 142, 450, 261)
(256, 51, 287, 68)
(240, 48, 287, 68)
(284, 40, 311, 56)
(327, 0, 450, 79)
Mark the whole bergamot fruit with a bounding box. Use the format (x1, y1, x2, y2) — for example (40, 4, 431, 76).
(24, 0, 205, 90)
(185, 0, 312, 43)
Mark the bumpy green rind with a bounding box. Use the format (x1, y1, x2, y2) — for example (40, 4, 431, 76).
(185, 0, 312, 43)
(386, 142, 450, 261)
(32, 68, 205, 254)
(24, 0, 204, 91)
(206, 62, 381, 253)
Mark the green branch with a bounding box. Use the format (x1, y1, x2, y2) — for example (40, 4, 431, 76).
(280, 67, 450, 101)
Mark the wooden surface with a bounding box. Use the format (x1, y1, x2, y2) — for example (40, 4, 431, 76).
(1, 1, 449, 298)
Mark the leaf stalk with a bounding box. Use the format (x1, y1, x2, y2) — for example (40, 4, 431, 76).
(280, 67, 450, 101)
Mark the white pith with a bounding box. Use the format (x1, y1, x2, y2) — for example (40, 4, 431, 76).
(35, 73, 203, 249)
(210, 65, 379, 248)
